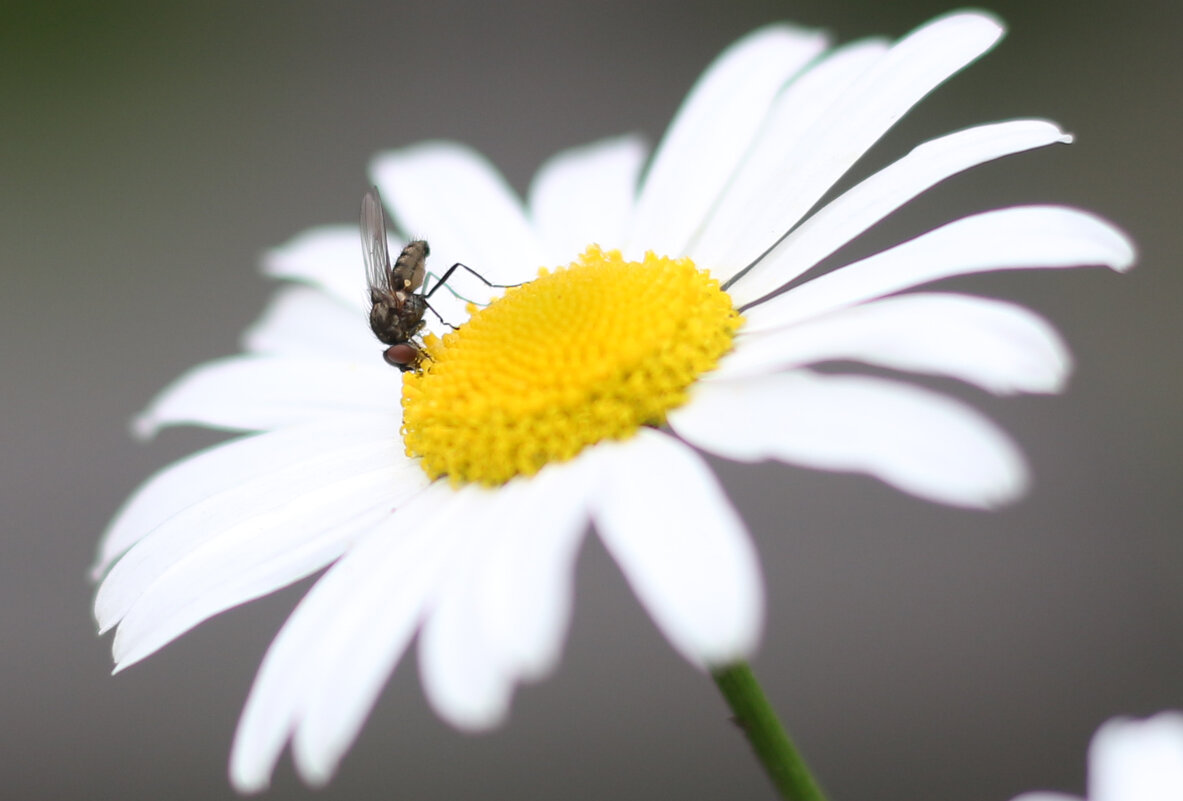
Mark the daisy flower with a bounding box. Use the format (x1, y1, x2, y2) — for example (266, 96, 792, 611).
(1012, 713, 1183, 801)
(93, 9, 1134, 793)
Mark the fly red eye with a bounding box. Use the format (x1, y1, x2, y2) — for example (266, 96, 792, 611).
(383, 343, 419, 370)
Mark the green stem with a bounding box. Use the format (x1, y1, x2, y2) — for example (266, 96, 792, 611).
(711, 662, 828, 801)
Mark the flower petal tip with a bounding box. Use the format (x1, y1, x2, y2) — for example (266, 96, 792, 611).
(292, 751, 341, 793)
(368, 140, 470, 181)
(130, 413, 160, 441)
(753, 22, 829, 52)
(1038, 367, 1073, 397)
(1085, 212, 1138, 273)
(901, 432, 1030, 511)
(109, 652, 137, 676)
(974, 468, 1030, 511)
(259, 248, 287, 279)
(898, 10, 1005, 65)
(937, 8, 1006, 39)
(87, 563, 104, 584)
(229, 771, 270, 796)
(445, 704, 511, 734)
(1110, 231, 1138, 273)
(229, 746, 276, 795)
(110, 628, 165, 675)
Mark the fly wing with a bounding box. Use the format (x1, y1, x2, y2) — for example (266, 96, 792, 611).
(360, 186, 393, 293)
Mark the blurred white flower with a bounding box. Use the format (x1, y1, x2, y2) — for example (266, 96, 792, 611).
(1013, 713, 1183, 801)
(94, 10, 1134, 792)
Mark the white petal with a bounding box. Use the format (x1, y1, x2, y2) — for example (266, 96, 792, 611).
(418, 561, 510, 731)
(242, 284, 378, 362)
(741, 206, 1137, 335)
(712, 292, 1071, 395)
(725, 119, 1074, 304)
(474, 458, 592, 681)
(591, 429, 763, 666)
(110, 460, 427, 672)
(290, 486, 483, 787)
(693, 11, 1004, 278)
(689, 37, 889, 274)
(670, 372, 1027, 508)
(93, 416, 394, 580)
(626, 25, 828, 259)
(419, 459, 594, 729)
(527, 134, 648, 262)
(229, 482, 463, 792)
(263, 226, 368, 312)
(1090, 713, 1183, 801)
(96, 420, 408, 634)
(371, 141, 545, 285)
(417, 519, 512, 731)
(133, 355, 401, 437)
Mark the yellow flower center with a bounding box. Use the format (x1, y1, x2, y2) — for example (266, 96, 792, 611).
(401, 245, 742, 485)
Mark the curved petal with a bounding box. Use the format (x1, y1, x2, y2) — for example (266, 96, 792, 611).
(229, 482, 466, 792)
(625, 25, 828, 259)
(133, 355, 401, 437)
(711, 292, 1071, 395)
(95, 420, 409, 633)
(93, 415, 395, 580)
(591, 429, 763, 667)
(698, 11, 1004, 280)
(262, 226, 368, 313)
(741, 206, 1137, 334)
(419, 457, 595, 729)
(725, 119, 1074, 304)
(690, 37, 889, 275)
(527, 134, 648, 262)
(371, 141, 545, 286)
(1089, 713, 1183, 801)
(242, 284, 378, 362)
(418, 562, 510, 732)
(417, 524, 513, 731)
(473, 457, 592, 682)
(670, 371, 1027, 508)
(289, 485, 485, 787)
(109, 461, 428, 672)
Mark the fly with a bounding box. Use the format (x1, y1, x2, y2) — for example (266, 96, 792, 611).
(361, 186, 511, 371)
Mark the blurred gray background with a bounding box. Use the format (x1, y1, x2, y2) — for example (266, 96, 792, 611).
(2, 1, 1179, 799)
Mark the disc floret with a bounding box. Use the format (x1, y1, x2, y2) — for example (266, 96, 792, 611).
(402, 246, 742, 485)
